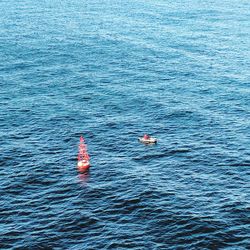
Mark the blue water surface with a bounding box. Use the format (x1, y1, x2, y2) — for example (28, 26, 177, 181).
(0, 0, 249, 249)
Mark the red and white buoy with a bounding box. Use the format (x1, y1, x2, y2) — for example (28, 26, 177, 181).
(77, 136, 90, 172)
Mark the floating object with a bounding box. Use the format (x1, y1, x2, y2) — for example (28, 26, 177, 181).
(77, 136, 90, 172)
(138, 134, 157, 144)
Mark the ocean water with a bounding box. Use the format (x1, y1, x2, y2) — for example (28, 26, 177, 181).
(0, 0, 249, 249)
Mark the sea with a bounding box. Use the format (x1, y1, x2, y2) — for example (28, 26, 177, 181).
(0, 0, 249, 249)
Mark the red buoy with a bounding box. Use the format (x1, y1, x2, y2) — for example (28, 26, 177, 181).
(77, 136, 90, 172)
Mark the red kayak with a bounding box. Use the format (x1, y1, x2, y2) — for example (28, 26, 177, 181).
(77, 136, 90, 172)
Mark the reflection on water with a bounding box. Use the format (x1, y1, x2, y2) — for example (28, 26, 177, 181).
(78, 171, 90, 186)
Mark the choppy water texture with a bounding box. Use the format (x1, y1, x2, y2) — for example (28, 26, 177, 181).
(0, 0, 250, 249)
